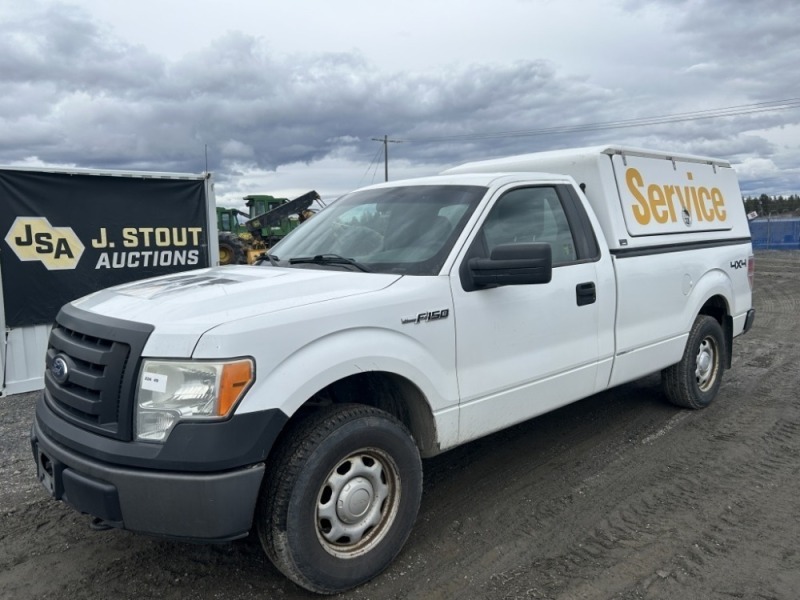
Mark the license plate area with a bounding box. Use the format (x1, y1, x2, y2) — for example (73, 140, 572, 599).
(36, 447, 65, 499)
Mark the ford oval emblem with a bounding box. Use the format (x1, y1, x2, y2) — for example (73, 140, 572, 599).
(51, 355, 70, 385)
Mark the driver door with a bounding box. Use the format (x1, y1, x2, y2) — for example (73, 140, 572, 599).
(451, 184, 603, 443)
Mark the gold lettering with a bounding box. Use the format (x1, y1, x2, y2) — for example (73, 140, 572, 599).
(711, 188, 727, 220)
(117, 227, 204, 249)
(122, 228, 138, 247)
(626, 168, 650, 225)
(138, 227, 154, 247)
(172, 227, 188, 246)
(647, 184, 669, 224)
(684, 185, 704, 221)
(625, 168, 728, 227)
(155, 227, 171, 247)
(188, 227, 203, 246)
(91, 228, 109, 248)
(697, 187, 714, 221)
(664, 186, 678, 222)
(674, 186, 690, 218)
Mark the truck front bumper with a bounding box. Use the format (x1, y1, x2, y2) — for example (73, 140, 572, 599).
(31, 417, 265, 542)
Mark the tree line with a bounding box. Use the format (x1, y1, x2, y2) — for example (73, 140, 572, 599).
(742, 194, 800, 216)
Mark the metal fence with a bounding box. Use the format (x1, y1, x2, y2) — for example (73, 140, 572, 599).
(749, 218, 800, 250)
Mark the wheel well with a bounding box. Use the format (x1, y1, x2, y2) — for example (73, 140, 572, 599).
(699, 294, 733, 369)
(289, 372, 439, 458)
(699, 294, 727, 324)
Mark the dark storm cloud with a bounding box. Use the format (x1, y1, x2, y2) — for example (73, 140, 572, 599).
(0, 3, 622, 176)
(0, 5, 163, 89)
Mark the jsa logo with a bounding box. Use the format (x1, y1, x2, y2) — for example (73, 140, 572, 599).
(5, 217, 85, 270)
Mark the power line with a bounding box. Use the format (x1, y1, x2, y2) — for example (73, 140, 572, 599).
(369, 148, 382, 185)
(398, 97, 800, 144)
(357, 143, 384, 188)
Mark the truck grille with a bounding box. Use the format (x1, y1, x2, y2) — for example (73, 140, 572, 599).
(44, 303, 153, 441)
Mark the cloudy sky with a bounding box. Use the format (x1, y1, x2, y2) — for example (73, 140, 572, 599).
(2, 0, 799, 208)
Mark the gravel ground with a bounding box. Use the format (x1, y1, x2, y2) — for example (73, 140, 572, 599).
(1, 250, 798, 599)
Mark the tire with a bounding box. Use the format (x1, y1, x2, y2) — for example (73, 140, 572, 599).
(218, 232, 246, 265)
(256, 404, 423, 594)
(662, 315, 725, 409)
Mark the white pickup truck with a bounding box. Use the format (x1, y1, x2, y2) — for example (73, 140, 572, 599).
(32, 146, 755, 594)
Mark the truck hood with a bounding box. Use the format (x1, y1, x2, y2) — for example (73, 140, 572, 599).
(72, 266, 401, 355)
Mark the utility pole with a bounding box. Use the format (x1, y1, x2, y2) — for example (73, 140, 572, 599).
(371, 135, 402, 181)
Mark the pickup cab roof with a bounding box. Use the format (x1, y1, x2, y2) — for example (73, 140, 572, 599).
(356, 171, 575, 191)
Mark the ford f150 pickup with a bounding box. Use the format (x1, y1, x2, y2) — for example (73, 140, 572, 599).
(31, 146, 755, 593)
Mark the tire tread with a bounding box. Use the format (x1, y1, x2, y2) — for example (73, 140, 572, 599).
(662, 315, 724, 409)
(257, 403, 418, 594)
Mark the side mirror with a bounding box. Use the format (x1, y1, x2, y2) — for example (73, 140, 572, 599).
(468, 243, 552, 289)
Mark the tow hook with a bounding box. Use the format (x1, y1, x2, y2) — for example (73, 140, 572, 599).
(89, 517, 113, 531)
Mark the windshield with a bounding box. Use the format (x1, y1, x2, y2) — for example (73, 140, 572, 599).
(268, 184, 487, 275)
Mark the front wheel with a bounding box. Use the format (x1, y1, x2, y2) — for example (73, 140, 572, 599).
(662, 315, 725, 409)
(257, 404, 422, 594)
(218, 231, 246, 265)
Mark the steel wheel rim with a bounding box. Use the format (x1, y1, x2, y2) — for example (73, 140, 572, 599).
(695, 336, 718, 392)
(316, 448, 401, 558)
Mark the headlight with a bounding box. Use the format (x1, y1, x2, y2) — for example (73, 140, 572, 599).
(135, 359, 254, 442)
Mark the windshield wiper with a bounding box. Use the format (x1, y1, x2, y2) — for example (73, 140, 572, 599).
(253, 252, 280, 266)
(288, 253, 372, 272)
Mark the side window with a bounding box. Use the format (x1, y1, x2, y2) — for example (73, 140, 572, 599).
(482, 187, 578, 265)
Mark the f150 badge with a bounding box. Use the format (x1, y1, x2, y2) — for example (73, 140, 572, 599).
(401, 309, 450, 324)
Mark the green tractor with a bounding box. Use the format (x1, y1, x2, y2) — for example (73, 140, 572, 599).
(216, 206, 250, 265)
(216, 191, 320, 265)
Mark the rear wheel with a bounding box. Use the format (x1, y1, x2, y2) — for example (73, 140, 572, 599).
(257, 404, 422, 594)
(662, 315, 725, 409)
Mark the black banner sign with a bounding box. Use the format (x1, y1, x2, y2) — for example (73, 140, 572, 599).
(0, 169, 211, 327)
